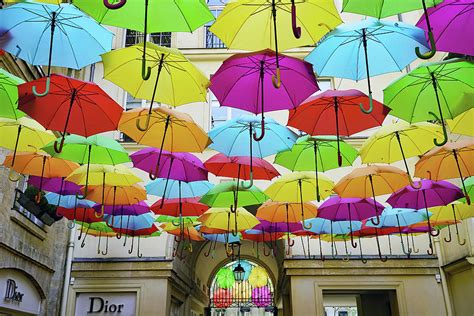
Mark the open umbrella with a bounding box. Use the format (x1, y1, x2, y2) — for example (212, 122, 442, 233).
(210, 49, 318, 140)
(342, 0, 442, 19)
(146, 179, 213, 199)
(305, 19, 429, 108)
(288, 90, 390, 166)
(201, 181, 268, 210)
(102, 43, 209, 130)
(447, 108, 474, 137)
(415, 140, 474, 204)
(0, 117, 55, 167)
(334, 166, 410, 224)
(275, 135, 358, 200)
(19, 74, 123, 153)
(416, 0, 474, 57)
(28, 176, 81, 196)
(119, 106, 210, 151)
(359, 121, 443, 187)
(199, 207, 260, 238)
(252, 286, 272, 307)
(0, 68, 25, 120)
(429, 204, 474, 245)
(384, 59, 474, 146)
(216, 267, 235, 289)
(248, 266, 268, 288)
(0, 2, 113, 95)
(387, 180, 464, 254)
(83, 184, 147, 206)
(151, 197, 208, 217)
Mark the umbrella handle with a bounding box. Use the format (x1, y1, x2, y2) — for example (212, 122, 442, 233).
(430, 228, 440, 237)
(288, 237, 295, 247)
(427, 243, 434, 255)
(408, 176, 423, 189)
(128, 237, 134, 254)
(291, 1, 301, 39)
(174, 234, 182, 243)
(171, 217, 182, 227)
(53, 134, 66, 154)
(410, 234, 420, 253)
(359, 92, 373, 114)
(444, 224, 452, 243)
(263, 244, 271, 256)
(35, 192, 42, 204)
(271, 68, 281, 89)
(253, 118, 265, 141)
(416, 31, 436, 60)
(136, 113, 152, 131)
(370, 215, 380, 226)
(32, 77, 50, 97)
(225, 243, 233, 256)
(95, 204, 104, 218)
(240, 171, 253, 189)
(102, 236, 109, 255)
(428, 111, 448, 146)
(141, 55, 151, 80)
(67, 220, 75, 229)
(203, 241, 213, 257)
(103, 0, 126, 9)
(8, 170, 20, 182)
(457, 234, 466, 246)
(302, 220, 312, 230)
(137, 237, 143, 258)
(77, 184, 88, 200)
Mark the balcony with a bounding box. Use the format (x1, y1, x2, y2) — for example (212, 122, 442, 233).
(205, 26, 226, 49)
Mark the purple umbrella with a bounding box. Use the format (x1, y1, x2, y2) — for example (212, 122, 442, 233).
(387, 179, 463, 254)
(318, 197, 384, 248)
(252, 286, 272, 307)
(210, 49, 318, 141)
(252, 220, 303, 233)
(28, 176, 81, 195)
(416, 0, 474, 57)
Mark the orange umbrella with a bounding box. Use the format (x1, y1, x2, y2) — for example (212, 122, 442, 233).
(415, 140, 473, 204)
(334, 165, 410, 225)
(82, 184, 147, 205)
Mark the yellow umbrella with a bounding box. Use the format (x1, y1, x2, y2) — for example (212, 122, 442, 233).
(0, 117, 55, 166)
(248, 266, 268, 288)
(102, 43, 209, 130)
(359, 121, 443, 186)
(429, 203, 474, 245)
(198, 207, 260, 234)
(446, 108, 474, 137)
(118, 106, 210, 152)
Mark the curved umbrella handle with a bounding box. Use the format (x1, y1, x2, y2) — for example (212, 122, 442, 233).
(53, 135, 66, 154)
(350, 232, 357, 249)
(225, 243, 233, 256)
(370, 215, 380, 226)
(359, 92, 373, 114)
(148, 170, 157, 181)
(253, 117, 265, 141)
(288, 237, 295, 247)
(271, 68, 281, 89)
(137, 237, 143, 258)
(444, 224, 452, 243)
(67, 219, 76, 229)
(457, 234, 466, 246)
(291, 1, 301, 39)
(430, 228, 440, 237)
(128, 237, 134, 254)
(101, 236, 109, 255)
(302, 220, 313, 230)
(408, 175, 423, 189)
(94, 204, 104, 218)
(240, 171, 253, 189)
(136, 113, 152, 132)
(427, 243, 434, 255)
(171, 217, 182, 227)
(428, 111, 447, 146)
(203, 241, 213, 257)
(142, 55, 151, 81)
(76, 184, 88, 200)
(8, 170, 21, 182)
(103, 0, 126, 9)
(263, 244, 271, 256)
(32, 77, 50, 97)
(416, 31, 436, 60)
(174, 234, 182, 243)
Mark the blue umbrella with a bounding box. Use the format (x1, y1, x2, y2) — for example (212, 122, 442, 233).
(208, 115, 297, 187)
(45, 192, 95, 209)
(305, 19, 429, 113)
(146, 179, 213, 199)
(303, 218, 362, 235)
(202, 232, 241, 244)
(105, 213, 155, 231)
(0, 2, 113, 96)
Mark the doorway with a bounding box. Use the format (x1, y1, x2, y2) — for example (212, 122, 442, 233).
(323, 290, 398, 316)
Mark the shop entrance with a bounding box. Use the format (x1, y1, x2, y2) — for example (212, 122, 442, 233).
(208, 259, 276, 316)
(323, 290, 398, 316)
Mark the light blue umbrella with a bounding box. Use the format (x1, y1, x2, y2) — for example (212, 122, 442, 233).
(146, 179, 213, 199)
(303, 218, 362, 235)
(202, 232, 241, 244)
(0, 2, 113, 96)
(45, 192, 95, 209)
(366, 207, 430, 228)
(305, 18, 429, 113)
(208, 114, 297, 187)
(105, 213, 155, 231)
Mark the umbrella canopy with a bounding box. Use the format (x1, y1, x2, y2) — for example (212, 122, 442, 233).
(119, 106, 210, 151)
(131, 147, 207, 181)
(342, 0, 442, 19)
(105, 213, 155, 231)
(19, 74, 123, 153)
(198, 207, 260, 233)
(67, 164, 141, 187)
(151, 197, 209, 217)
(447, 108, 474, 137)
(384, 59, 474, 146)
(93, 202, 150, 216)
(202, 233, 240, 244)
(3, 152, 79, 178)
(213, 288, 232, 308)
(252, 286, 272, 307)
(83, 184, 147, 205)
(200, 181, 268, 208)
(28, 176, 81, 195)
(248, 266, 268, 288)
(210, 49, 318, 139)
(215, 267, 235, 289)
(430, 204, 474, 222)
(415, 140, 474, 203)
(57, 207, 102, 223)
(251, 220, 303, 233)
(256, 201, 317, 223)
(0, 68, 25, 120)
(146, 179, 213, 199)
(45, 193, 95, 209)
(288, 90, 390, 166)
(416, 0, 474, 56)
(366, 207, 430, 228)
(306, 19, 429, 106)
(303, 218, 362, 235)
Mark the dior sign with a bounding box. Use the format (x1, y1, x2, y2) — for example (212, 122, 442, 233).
(4, 279, 24, 304)
(75, 292, 136, 316)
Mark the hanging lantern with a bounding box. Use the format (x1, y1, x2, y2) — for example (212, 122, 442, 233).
(233, 263, 246, 283)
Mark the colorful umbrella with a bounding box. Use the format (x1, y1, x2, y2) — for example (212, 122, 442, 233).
(384, 59, 474, 146)
(415, 140, 474, 204)
(429, 203, 474, 245)
(94, 202, 150, 216)
(18, 74, 123, 153)
(0, 68, 25, 120)
(288, 90, 390, 166)
(146, 179, 213, 199)
(342, 0, 442, 19)
(200, 181, 268, 210)
(151, 197, 208, 217)
(275, 135, 358, 200)
(102, 43, 209, 130)
(119, 106, 210, 151)
(28, 176, 81, 195)
(45, 193, 95, 209)
(213, 288, 232, 308)
(216, 267, 235, 289)
(359, 121, 443, 186)
(83, 184, 147, 205)
(0, 2, 113, 95)
(252, 286, 272, 307)
(305, 19, 429, 108)
(0, 117, 55, 167)
(387, 180, 464, 254)
(248, 266, 268, 288)
(416, 0, 474, 57)
(447, 108, 474, 137)
(199, 207, 260, 236)
(210, 49, 318, 140)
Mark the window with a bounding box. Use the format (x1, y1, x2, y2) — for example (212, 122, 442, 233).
(209, 92, 248, 128)
(11, 174, 44, 227)
(124, 30, 171, 48)
(205, 0, 228, 48)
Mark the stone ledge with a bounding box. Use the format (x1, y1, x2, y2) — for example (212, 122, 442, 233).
(10, 213, 47, 241)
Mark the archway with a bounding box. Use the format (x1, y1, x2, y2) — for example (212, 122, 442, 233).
(209, 259, 276, 315)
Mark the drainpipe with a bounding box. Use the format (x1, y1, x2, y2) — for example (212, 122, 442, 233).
(60, 227, 75, 316)
(433, 237, 454, 316)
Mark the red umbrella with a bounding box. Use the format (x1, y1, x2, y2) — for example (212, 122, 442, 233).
(288, 89, 390, 166)
(151, 197, 209, 217)
(18, 74, 123, 153)
(57, 206, 102, 223)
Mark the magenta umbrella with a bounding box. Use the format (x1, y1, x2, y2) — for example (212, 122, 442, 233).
(387, 179, 463, 254)
(252, 286, 272, 307)
(28, 176, 81, 195)
(318, 197, 384, 249)
(416, 0, 474, 57)
(210, 49, 318, 141)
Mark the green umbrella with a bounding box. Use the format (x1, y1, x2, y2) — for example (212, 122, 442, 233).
(216, 267, 235, 289)
(200, 181, 268, 210)
(275, 135, 358, 201)
(155, 215, 198, 223)
(384, 59, 474, 147)
(43, 134, 130, 198)
(0, 68, 25, 120)
(341, 0, 443, 58)
(461, 177, 474, 203)
(74, 0, 214, 80)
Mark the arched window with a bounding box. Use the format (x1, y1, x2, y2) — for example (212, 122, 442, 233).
(209, 259, 276, 314)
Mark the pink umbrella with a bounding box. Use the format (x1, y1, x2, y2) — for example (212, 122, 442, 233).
(28, 176, 81, 195)
(251, 286, 272, 307)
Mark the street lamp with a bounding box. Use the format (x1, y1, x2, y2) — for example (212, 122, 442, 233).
(233, 263, 245, 282)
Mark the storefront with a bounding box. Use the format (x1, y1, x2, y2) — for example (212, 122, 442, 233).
(0, 269, 43, 316)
